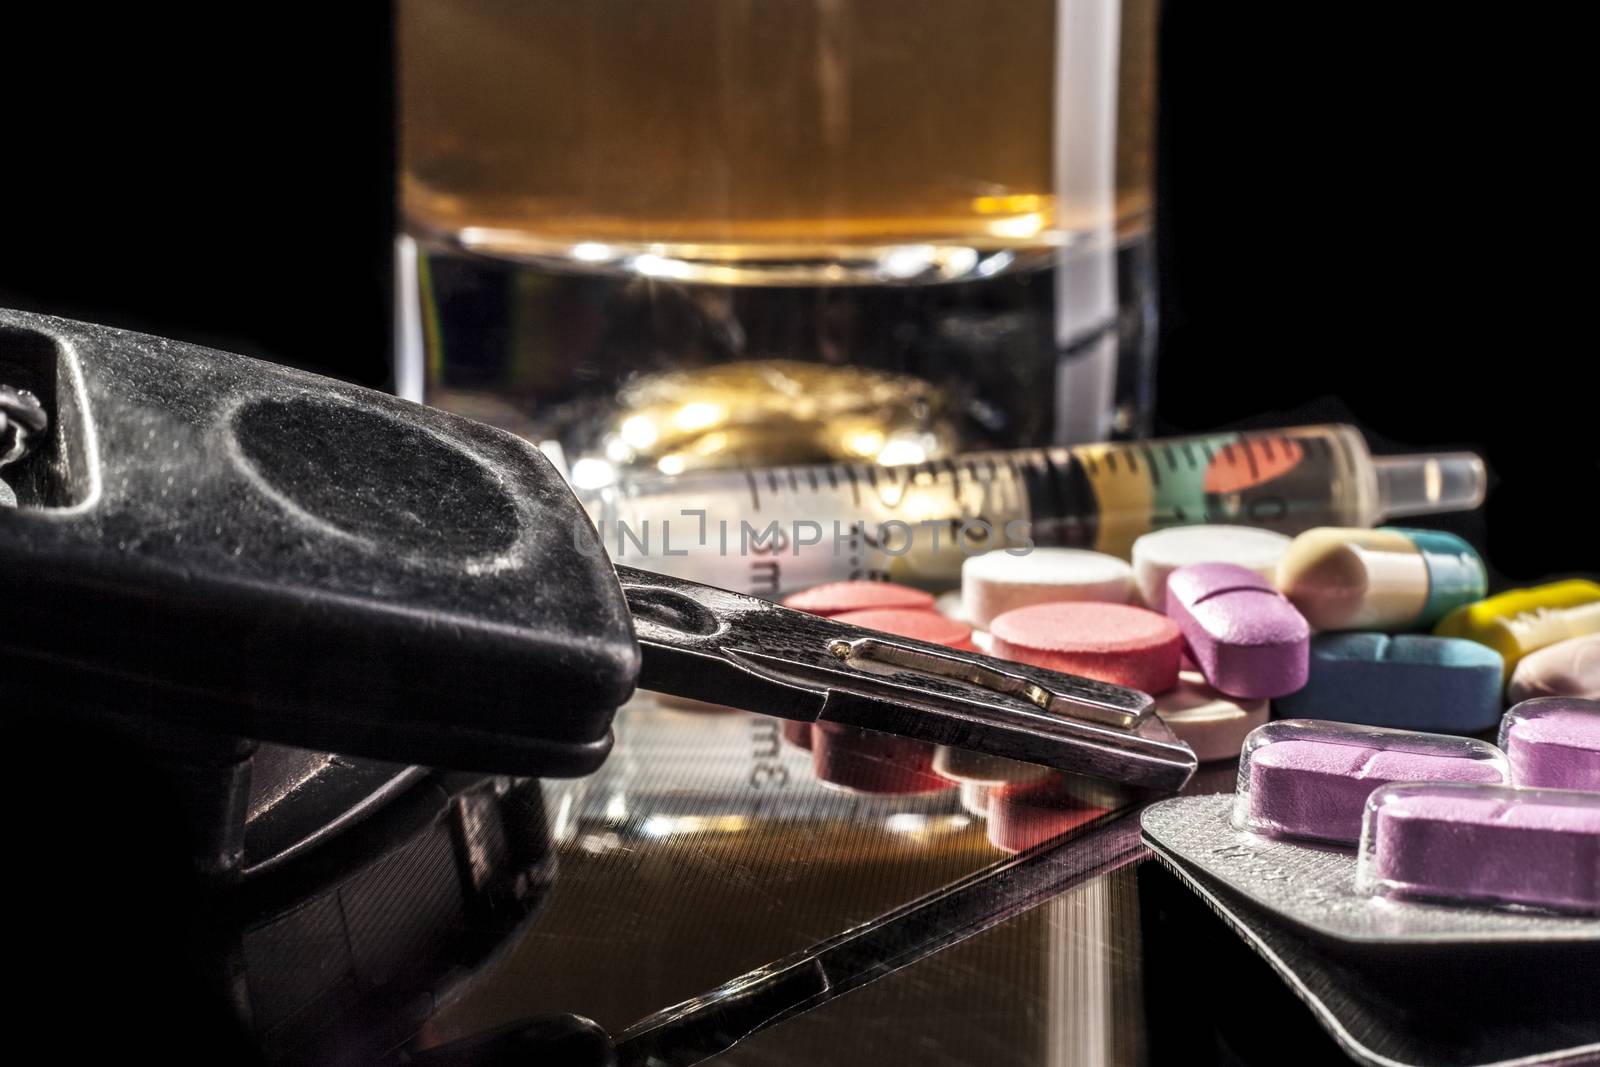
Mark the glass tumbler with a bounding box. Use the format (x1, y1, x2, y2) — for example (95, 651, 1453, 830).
(396, 0, 1159, 478)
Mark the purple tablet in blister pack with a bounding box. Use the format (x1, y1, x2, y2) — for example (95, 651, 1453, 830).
(1165, 562, 1310, 699)
(1498, 697, 1600, 791)
(1357, 782, 1600, 915)
(1232, 719, 1509, 845)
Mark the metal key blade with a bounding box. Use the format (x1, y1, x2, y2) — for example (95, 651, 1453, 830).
(616, 566, 1196, 792)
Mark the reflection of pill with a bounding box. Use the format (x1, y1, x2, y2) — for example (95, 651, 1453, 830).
(1277, 527, 1486, 632)
(811, 724, 951, 795)
(1132, 525, 1291, 612)
(1434, 579, 1600, 680)
(989, 602, 1182, 693)
(961, 548, 1133, 628)
(781, 719, 813, 750)
(650, 692, 742, 713)
(987, 777, 1107, 853)
(932, 745, 1051, 788)
(1498, 697, 1600, 790)
(1165, 563, 1309, 700)
(1274, 633, 1503, 732)
(832, 608, 975, 651)
(958, 780, 994, 817)
(811, 600, 970, 794)
(1507, 633, 1600, 703)
(1233, 720, 1508, 845)
(1153, 671, 1268, 763)
(783, 580, 934, 617)
(1358, 782, 1600, 915)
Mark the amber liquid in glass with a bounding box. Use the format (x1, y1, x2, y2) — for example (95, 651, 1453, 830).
(398, 0, 1158, 460)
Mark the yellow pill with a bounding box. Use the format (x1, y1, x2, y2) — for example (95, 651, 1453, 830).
(1433, 580, 1600, 680)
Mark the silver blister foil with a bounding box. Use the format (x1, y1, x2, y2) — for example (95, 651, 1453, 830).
(1140, 794, 1600, 945)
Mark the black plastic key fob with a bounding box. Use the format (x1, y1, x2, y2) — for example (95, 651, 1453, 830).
(1, 310, 636, 775)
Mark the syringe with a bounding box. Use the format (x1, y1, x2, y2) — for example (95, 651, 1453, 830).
(576, 424, 1486, 599)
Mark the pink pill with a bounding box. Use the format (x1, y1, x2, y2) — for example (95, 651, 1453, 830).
(1165, 562, 1310, 699)
(832, 607, 976, 651)
(1498, 697, 1600, 790)
(988, 601, 1182, 694)
(1358, 782, 1600, 914)
(783, 580, 934, 617)
(1233, 720, 1509, 845)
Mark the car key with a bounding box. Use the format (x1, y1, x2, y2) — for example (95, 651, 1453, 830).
(0, 310, 1195, 792)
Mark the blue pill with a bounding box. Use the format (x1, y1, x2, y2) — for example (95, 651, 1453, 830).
(1274, 633, 1505, 732)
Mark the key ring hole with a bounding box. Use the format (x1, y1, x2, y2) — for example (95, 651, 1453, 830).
(624, 586, 721, 637)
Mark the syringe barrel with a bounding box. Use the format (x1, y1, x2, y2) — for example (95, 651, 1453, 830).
(581, 425, 1481, 598)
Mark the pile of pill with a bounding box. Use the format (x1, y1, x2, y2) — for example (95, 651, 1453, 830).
(776, 524, 1600, 876)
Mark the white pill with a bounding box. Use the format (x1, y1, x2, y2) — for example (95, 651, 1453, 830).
(1132, 525, 1292, 612)
(1508, 633, 1600, 703)
(1154, 670, 1269, 763)
(934, 589, 970, 624)
(932, 744, 1051, 787)
(961, 548, 1134, 629)
(958, 780, 994, 818)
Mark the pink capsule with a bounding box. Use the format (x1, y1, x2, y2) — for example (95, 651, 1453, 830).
(1165, 562, 1310, 699)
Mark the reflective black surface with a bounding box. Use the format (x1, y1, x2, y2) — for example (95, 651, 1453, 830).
(413, 699, 1243, 1066)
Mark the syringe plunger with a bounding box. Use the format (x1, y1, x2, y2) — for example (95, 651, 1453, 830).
(1373, 453, 1487, 521)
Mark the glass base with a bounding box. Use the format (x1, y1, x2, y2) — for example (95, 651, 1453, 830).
(398, 230, 1155, 472)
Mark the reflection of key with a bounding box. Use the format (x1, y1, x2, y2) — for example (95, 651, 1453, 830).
(0, 310, 1195, 793)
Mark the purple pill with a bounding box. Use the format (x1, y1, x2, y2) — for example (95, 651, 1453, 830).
(1358, 782, 1600, 915)
(1498, 697, 1600, 791)
(1233, 719, 1509, 845)
(1165, 562, 1310, 699)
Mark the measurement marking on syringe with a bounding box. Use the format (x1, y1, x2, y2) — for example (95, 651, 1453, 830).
(745, 470, 762, 512)
(1182, 443, 1197, 469)
(768, 470, 781, 496)
(1143, 447, 1161, 487)
(1244, 441, 1261, 482)
(1334, 430, 1360, 483)
(806, 468, 819, 492)
(844, 464, 861, 506)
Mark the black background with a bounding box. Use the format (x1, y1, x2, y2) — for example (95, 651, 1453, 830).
(0, 6, 1590, 1063)
(0, 1, 1591, 585)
